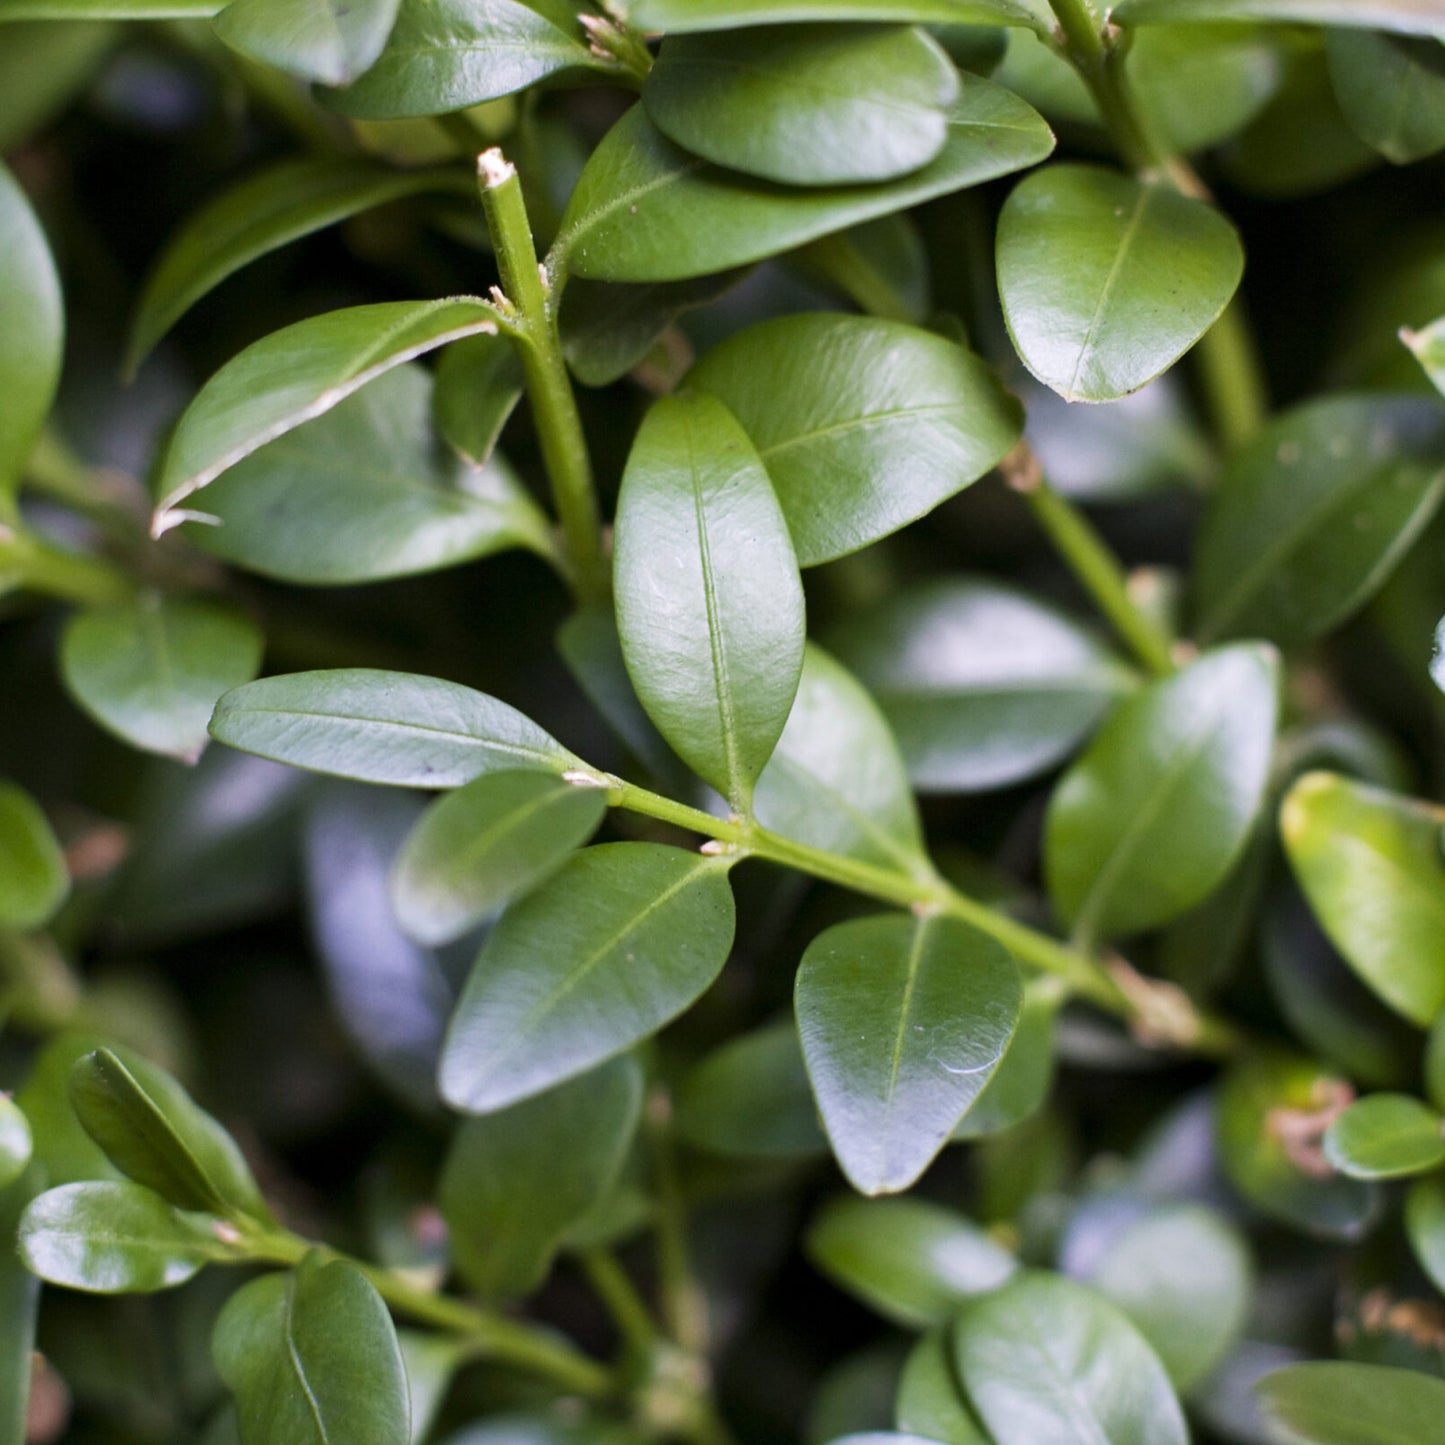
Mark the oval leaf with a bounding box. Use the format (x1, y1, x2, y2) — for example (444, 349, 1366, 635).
(0, 1097, 33, 1192)
(0, 779, 68, 931)
(614, 393, 805, 810)
(214, 0, 402, 85)
(1256, 1361, 1445, 1445)
(439, 843, 736, 1113)
(1406, 1174, 1445, 1294)
(895, 1331, 991, 1443)
(1113, 0, 1445, 38)
(1328, 29, 1445, 165)
(1324, 1093, 1445, 1179)
(997, 163, 1243, 402)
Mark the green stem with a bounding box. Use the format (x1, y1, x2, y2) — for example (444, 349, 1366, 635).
(477, 151, 609, 602)
(1194, 295, 1268, 453)
(0, 525, 136, 606)
(579, 1248, 662, 1360)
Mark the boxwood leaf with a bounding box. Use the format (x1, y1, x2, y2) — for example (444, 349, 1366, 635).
(643, 24, 958, 187)
(1324, 1093, 1445, 1179)
(1256, 1361, 1445, 1445)
(1113, 0, 1445, 38)
(797, 913, 1021, 1195)
(806, 1196, 1016, 1329)
(996, 163, 1243, 402)
(0, 1167, 42, 1445)
(552, 75, 1053, 283)
(614, 393, 804, 810)
(1404, 315, 1445, 395)
(0, 0, 218, 12)
(1045, 643, 1279, 942)
(1193, 395, 1445, 647)
(19, 1180, 234, 1293)
(1405, 1174, 1445, 1293)
(953, 1271, 1188, 1445)
(617, 1, 1044, 29)
(689, 314, 1022, 565)
(831, 577, 1136, 794)
(1281, 772, 1445, 1027)
(950, 977, 1061, 1140)
(61, 595, 263, 763)
(214, 0, 401, 85)
(213, 1252, 410, 1445)
(390, 769, 606, 947)
(0, 1097, 32, 1192)
(320, 0, 598, 120)
(439, 1055, 641, 1298)
(210, 669, 580, 786)
(0, 779, 69, 930)
(439, 843, 735, 1113)
(432, 332, 524, 465)
(0, 159, 62, 502)
(895, 1330, 990, 1443)
(1328, 29, 1445, 165)
(151, 297, 501, 533)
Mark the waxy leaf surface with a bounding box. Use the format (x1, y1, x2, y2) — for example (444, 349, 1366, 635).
(214, 0, 401, 84)
(0, 780, 68, 930)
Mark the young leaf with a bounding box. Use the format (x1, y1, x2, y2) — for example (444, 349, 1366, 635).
(1256, 1361, 1445, 1445)
(796, 913, 1021, 1195)
(61, 595, 263, 763)
(552, 75, 1053, 283)
(1324, 1093, 1445, 1179)
(831, 577, 1136, 793)
(433, 332, 524, 465)
(439, 1055, 642, 1298)
(0, 159, 62, 501)
(643, 24, 958, 187)
(0, 1097, 32, 1192)
(390, 769, 606, 947)
(996, 163, 1243, 402)
(895, 1331, 990, 1444)
(0, 779, 69, 930)
(1044, 643, 1279, 942)
(1193, 394, 1445, 647)
(210, 669, 580, 787)
(614, 393, 805, 810)
(19, 1180, 234, 1293)
(617, 0, 1044, 29)
(1281, 772, 1445, 1026)
(953, 1271, 1189, 1445)
(213, 1252, 411, 1445)
(151, 298, 500, 532)
(213, 0, 401, 85)
(438, 843, 736, 1113)
(1328, 29, 1445, 164)
(689, 314, 1022, 565)
(1113, 0, 1445, 38)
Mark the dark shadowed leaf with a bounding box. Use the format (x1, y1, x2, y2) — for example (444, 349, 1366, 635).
(0, 1167, 42, 1445)
(214, 0, 402, 85)
(0, 780, 68, 930)
(433, 332, 524, 465)
(1256, 1361, 1445, 1444)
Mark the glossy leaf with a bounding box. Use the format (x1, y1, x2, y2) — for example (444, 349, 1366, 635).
(689, 314, 1022, 565)
(1256, 1361, 1445, 1445)
(0, 780, 69, 931)
(1405, 315, 1445, 395)
(617, 0, 1044, 28)
(214, 0, 401, 85)
(1281, 772, 1445, 1027)
(832, 577, 1135, 793)
(1328, 30, 1445, 164)
(0, 159, 62, 500)
(1045, 644, 1279, 941)
(191, 365, 554, 583)
(1193, 395, 1445, 647)
(806, 1196, 1015, 1328)
(895, 1331, 990, 1444)
(440, 1056, 641, 1297)
(614, 393, 805, 809)
(320, 0, 597, 119)
(213, 1252, 410, 1445)
(0, 1097, 32, 1192)
(391, 769, 605, 947)
(439, 843, 735, 1113)
(210, 668, 579, 787)
(797, 913, 1021, 1194)
(1324, 1093, 1445, 1179)
(19, 1180, 233, 1293)
(644, 24, 958, 187)
(151, 298, 500, 532)
(950, 977, 1061, 1140)
(1113, 0, 1445, 38)
(954, 1271, 1189, 1445)
(433, 332, 523, 465)
(553, 74, 1054, 283)
(996, 163, 1243, 402)
(61, 595, 263, 763)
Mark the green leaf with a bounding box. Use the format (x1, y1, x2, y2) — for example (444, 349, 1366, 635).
(390, 769, 605, 947)
(895, 1331, 990, 1444)
(0, 780, 68, 931)
(1193, 395, 1445, 647)
(1324, 1093, 1445, 1180)
(950, 977, 1061, 1140)
(643, 24, 958, 187)
(1256, 1361, 1445, 1445)
(806, 1196, 1016, 1329)
(552, 74, 1053, 283)
(0, 160, 62, 502)
(61, 595, 263, 763)
(1113, 0, 1445, 38)
(1404, 316, 1445, 396)
(433, 332, 524, 465)
(439, 843, 735, 1113)
(16, 1033, 123, 1186)
(0, 20, 117, 151)
(1045, 643, 1279, 941)
(617, 0, 1044, 29)
(797, 913, 1021, 1195)
(214, 1252, 410, 1445)
(614, 393, 804, 810)
(68, 1047, 266, 1218)
(0, 1167, 42, 1445)
(189, 365, 554, 584)
(19, 1180, 233, 1293)
(1328, 30, 1445, 164)
(953, 1271, 1189, 1445)
(125, 157, 466, 373)
(399, 1332, 465, 1445)
(689, 314, 1022, 565)
(0, 0, 219, 13)
(1405, 1174, 1445, 1293)
(151, 297, 500, 533)
(831, 577, 1135, 794)
(214, 0, 401, 84)
(440, 1056, 642, 1298)
(210, 668, 580, 787)
(0, 1098, 32, 1192)
(1281, 772, 1445, 1027)
(320, 0, 597, 120)
(754, 645, 929, 876)
(996, 163, 1243, 402)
